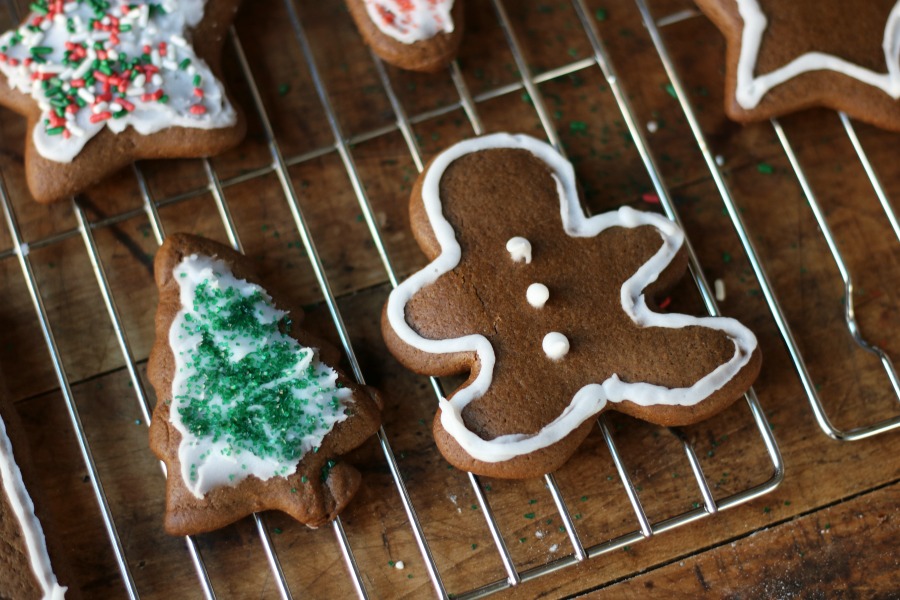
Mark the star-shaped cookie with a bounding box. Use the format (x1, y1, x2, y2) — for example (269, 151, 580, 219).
(695, 0, 900, 130)
(149, 234, 382, 536)
(0, 0, 246, 203)
(382, 133, 761, 479)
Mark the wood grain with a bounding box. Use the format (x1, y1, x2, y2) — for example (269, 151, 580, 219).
(0, 0, 898, 598)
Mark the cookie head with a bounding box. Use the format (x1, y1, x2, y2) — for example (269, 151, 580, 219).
(383, 133, 761, 479)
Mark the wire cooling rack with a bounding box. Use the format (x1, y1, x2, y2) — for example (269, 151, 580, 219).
(2, 0, 896, 597)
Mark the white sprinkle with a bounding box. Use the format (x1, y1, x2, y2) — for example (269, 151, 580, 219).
(18, 243, 29, 257)
(506, 236, 532, 264)
(68, 123, 85, 137)
(715, 154, 725, 167)
(549, 544, 559, 553)
(647, 120, 658, 133)
(535, 530, 544, 539)
(449, 494, 457, 505)
(171, 34, 188, 47)
(526, 283, 550, 309)
(92, 101, 108, 114)
(542, 332, 570, 360)
(394, 561, 405, 570)
(109, 102, 123, 113)
(714, 278, 726, 302)
(151, 74, 163, 86)
(77, 88, 95, 104)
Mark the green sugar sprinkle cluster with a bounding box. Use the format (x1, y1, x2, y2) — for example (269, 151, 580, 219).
(174, 271, 347, 471)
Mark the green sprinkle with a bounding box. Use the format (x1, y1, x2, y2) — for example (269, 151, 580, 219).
(524, 512, 535, 519)
(595, 8, 607, 21)
(471, 544, 477, 550)
(301, 476, 308, 484)
(664, 83, 676, 98)
(519, 537, 527, 544)
(763, 506, 771, 514)
(757, 162, 774, 174)
(528, 499, 537, 505)
(825, 523, 831, 530)
(278, 83, 291, 96)
(273, 527, 283, 535)
(388, 561, 395, 567)
(580, 496, 588, 502)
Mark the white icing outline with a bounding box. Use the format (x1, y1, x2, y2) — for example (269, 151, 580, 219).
(0, 415, 66, 599)
(735, 0, 900, 109)
(363, 0, 454, 45)
(385, 133, 758, 464)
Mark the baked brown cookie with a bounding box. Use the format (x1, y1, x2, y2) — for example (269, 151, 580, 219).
(345, 0, 464, 72)
(0, 0, 246, 204)
(149, 234, 382, 536)
(0, 390, 68, 599)
(695, 0, 900, 131)
(382, 133, 761, 479)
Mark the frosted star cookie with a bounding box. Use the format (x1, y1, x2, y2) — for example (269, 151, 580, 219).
(149, 234, 382, 536)
(0, 0, 246, 203)
(345, 0, 464, 72)
(382, 133, 761, 479)
(694, 0, 900, 131)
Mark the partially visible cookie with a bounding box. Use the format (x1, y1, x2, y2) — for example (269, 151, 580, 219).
(148, 234, 382, 536)
(382, 133, 761, 479)
(0, 392, 68, 599)
(0, 0, 246, 203)
(695, 0, 900, 131)
(345, 0, 464, 72)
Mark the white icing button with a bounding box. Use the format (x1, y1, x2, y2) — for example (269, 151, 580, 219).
(506, 236, 532, 264)
(542, 332, 570, 360)
(526, 283, 549, 308)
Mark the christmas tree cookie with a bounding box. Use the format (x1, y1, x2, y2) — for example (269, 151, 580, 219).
(0, 0, 245, 203)
(382, 133, 761, 479)
(149, 234, 382, 535)
(345, 0, 464, 72)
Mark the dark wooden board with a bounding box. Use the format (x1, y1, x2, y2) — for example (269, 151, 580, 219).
(0, 0, 898, 598)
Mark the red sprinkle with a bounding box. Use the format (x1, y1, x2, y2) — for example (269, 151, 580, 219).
(193, 87, 204, 98)
(642, 193, 661, 204)
(659, 297, 672, 310)
(190, 104, 207, 115)
(90, 111, 112, 123)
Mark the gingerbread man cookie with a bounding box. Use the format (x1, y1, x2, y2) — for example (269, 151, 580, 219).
(0, 0, 246, 203)
(382, 133, 761, 479)
(149, 234, 382, 535)
(695, 0, 900, 131)
(345, 0, 464, 72)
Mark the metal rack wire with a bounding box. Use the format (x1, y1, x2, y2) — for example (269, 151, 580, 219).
(19, 0, 900, 596)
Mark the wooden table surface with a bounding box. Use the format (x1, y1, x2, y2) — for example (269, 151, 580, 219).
(0, 0, 898, 598)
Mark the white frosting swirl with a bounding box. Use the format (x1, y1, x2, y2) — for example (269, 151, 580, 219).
(385, 133, 758, 463)
(363, 0, 455, 44)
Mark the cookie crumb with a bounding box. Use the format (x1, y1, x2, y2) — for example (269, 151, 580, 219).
(714, 278, 726, 301)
